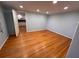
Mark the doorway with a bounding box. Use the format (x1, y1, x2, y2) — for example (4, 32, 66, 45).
(17, 12, 26, 33)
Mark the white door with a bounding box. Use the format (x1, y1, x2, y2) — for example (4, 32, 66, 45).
(12, 9, 19, 36)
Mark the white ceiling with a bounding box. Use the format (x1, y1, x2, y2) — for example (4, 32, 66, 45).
(2, 1, 79, 14)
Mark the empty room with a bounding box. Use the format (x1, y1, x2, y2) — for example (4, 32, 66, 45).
(0, 1, 79, 58)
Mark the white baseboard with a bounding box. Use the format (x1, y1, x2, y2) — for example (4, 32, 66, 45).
(47, 29, 72, 39)
(27, 29, 46, 32)
(0, 36, 9, 50)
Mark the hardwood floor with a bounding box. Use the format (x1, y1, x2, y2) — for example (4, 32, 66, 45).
(0, 27, 71, 58)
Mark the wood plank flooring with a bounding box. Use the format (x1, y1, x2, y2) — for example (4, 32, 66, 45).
(0, 27, 71, 58)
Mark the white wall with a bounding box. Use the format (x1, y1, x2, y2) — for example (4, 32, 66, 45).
(2, 7, 15, 35)
(25, 12, 47, 32)
(25, 11, 79, 39)
(47, 12, 79, 39)
(66, 23, 79, 58)
(0, 6, 8, 49)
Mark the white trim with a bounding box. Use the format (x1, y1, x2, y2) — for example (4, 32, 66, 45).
(0, 36, 8, 50)
(26, 27, 46, 32)
(47, 29, 72, 39)
(72, 22, 79, 40)
(12, 9, 19, 37)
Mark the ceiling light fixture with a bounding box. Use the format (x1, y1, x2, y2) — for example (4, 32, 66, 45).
(64, 6, 68, 10)
(46, 11, 49, 14)
(53, 1, 58, 4)
(36, 9, 40, 12)
(17, 14, 22, 19)
(19, 5, 23, 8)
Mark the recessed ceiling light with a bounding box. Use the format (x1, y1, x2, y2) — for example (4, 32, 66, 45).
(53, 1, 58, 4)
(64, 6, 68, 10)
(36, 9, 40, 12)
(46, 11, 49, 14)
(19, 5, 23, 8)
